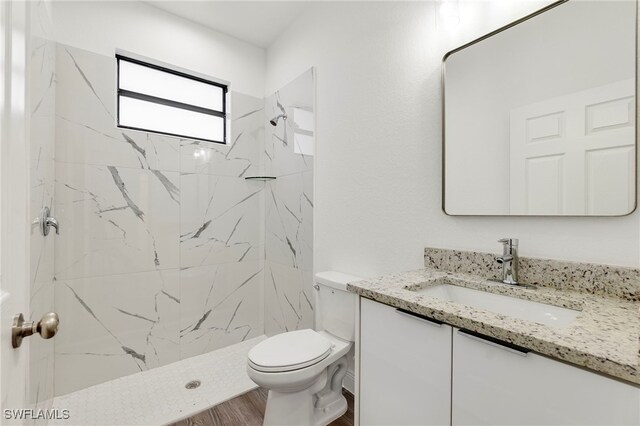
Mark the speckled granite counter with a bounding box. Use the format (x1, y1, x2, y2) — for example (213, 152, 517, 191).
(347, 268, 640, 385)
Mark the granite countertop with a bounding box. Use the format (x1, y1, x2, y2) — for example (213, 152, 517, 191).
(347, 268, 640, 385)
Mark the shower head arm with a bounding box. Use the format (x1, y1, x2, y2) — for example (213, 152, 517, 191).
(269, 113, 287, 126)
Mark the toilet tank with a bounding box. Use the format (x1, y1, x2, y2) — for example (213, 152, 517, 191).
(314, 271, 363, 341)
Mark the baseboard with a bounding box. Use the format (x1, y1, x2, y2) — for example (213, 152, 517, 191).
(343, 369, 355, 394)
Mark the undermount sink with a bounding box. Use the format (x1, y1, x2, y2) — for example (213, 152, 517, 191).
(411, 284, 579, 327)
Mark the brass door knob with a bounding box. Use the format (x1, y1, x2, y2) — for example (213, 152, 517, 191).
(37, 312, 59, 339)
(12, 312, 59, 348)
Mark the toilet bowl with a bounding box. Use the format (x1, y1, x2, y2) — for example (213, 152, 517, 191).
(246, 271, 362, 426)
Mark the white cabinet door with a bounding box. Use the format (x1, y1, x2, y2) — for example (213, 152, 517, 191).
(452, 329, 640, 426)
(359, 298, 452, 426)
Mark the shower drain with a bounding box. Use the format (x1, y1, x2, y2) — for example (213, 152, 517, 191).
(185, 380, 201, 389)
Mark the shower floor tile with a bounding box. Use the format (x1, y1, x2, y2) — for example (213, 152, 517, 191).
(49, 336, 266, 426)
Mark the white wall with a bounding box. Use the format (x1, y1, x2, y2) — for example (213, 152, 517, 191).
(266, 1, 640, 274)
(51, 1, 265, 98)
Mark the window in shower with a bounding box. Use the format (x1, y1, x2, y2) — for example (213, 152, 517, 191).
(116, 54, 228, 144)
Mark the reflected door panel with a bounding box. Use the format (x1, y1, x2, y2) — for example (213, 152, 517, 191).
(509, 79, 635, 215)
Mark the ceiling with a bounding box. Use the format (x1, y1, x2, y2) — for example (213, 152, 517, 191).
(147, 1, 312, 48)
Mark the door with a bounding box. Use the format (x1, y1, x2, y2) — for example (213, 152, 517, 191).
(510, 79, 635, 215)
(1, 1, 57, 422)
(360, 298, 452, 426)
(1, 0, 31, 418)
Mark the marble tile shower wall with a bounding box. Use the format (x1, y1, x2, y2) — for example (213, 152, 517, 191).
(27, 2, 58, 417)
(29, 35, 56, 411)
(53, 44, 266, 396)
(264, 69, 315, 335)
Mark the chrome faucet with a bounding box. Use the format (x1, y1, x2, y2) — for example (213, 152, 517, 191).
(496, 238, 519, 285)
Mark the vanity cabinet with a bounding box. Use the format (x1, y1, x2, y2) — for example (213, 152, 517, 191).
(359, 298, 452, 426)
(452, 329, 640, 426)
(358, 298, 640, 426)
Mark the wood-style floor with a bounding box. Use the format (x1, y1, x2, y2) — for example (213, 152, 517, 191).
(170, 388, 354, 426)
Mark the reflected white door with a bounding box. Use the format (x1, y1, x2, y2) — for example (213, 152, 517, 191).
(0, 0, 31, 418)
(510, 79, 635, 215)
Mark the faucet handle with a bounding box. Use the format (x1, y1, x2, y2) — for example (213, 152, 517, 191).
(498, 238, 518, 246)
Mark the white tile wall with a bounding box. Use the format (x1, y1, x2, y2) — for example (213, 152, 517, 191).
(55, 163, 181, 279)
(180, 175, 264, 268)
(179, 262, 264, 359)
(52, 44, 266, 395)
(264, 70, 315, 178)
(54, 269, 181, 396)
(46, 47, 314, 397)
(264, 262, 314, 333)
(180, 92, 264, 178)
(265, 171, 313, 271)
(264, 69, 316, 336)
(29, 33, 57, 413)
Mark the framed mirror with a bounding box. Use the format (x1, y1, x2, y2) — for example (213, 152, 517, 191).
(443, 0, 637, 216)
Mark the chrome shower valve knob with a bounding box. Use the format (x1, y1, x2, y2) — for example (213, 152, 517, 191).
(38, 206, 60, 236)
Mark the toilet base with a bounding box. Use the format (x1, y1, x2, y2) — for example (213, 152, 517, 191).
(312, 393, 348, 426)
(262, 356, 349, 426)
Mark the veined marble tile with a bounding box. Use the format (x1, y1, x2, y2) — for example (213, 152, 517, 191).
(31, 0, 54, 41)
(30, 37, 56, 292)
(180, 174, 264, 268)
(55, 43, 180, 171)
(29, 36, 56, 412)
(264, 261, 314, 336)
(30, 37, 56, 288)
(31, 112, 56, 213)
(265, 172, 313, 271)
(28, 280, 55, 409)
(180, 92, 264, 177)
(30, 109, 56, 296)
(31, 37, 56, 119)
(28, 351, 54, 423)
(179, 261, 264, 359)
(264, 68, 314, 177)
(55, 162, 180, 280)
(263, 69, 315, 336)
(49, 40, 287, 398)
(54, 269, 180, 396)
(30, 108, 56, 294)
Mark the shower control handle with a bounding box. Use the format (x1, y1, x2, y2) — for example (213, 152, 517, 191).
(38, 206, 60, 236)
(12, 312, 59, 348)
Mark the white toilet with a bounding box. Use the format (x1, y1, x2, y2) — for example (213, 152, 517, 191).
(247, 271, 362, 426)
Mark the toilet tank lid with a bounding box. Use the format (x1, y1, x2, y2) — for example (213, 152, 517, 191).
(315, 271, 364, 291)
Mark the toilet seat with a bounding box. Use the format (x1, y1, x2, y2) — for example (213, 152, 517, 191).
(248, 329, 333, 373)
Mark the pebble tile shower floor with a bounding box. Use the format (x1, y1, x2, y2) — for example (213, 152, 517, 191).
(49, 336, 266, 426)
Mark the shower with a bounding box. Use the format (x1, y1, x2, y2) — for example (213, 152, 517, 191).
(270, 114, 286, 126)
(269, 102, 287, 126)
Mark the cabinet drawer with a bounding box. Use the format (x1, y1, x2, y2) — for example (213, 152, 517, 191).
(359, 298, 452, 426)
(452, 329, 640, 426)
